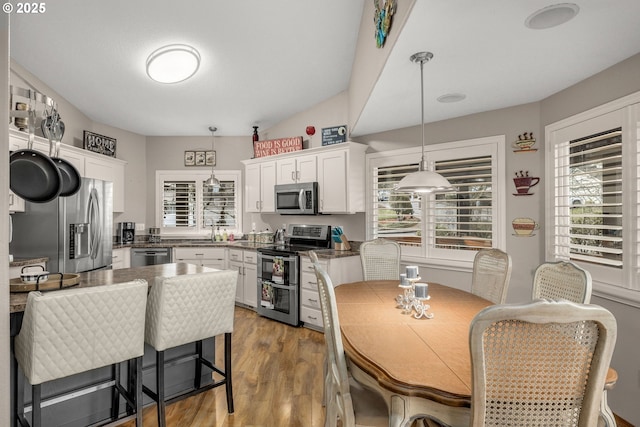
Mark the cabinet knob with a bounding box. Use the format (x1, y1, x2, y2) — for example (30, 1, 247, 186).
(291, 171, 296, 181)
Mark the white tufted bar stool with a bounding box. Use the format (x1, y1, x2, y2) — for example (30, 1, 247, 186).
(143, 270, 238, 427)
(14, 280, 148, 427)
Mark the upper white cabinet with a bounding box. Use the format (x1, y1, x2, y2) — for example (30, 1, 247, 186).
(276, 154, 317, 185)
(317, 144, 367, 214)
(84, 155, 126, 212)
(243, 142, 367, 214)
(244, 160, 276, 213)
(9, 130, 127, 212)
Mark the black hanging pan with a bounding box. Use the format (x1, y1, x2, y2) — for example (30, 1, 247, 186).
(43, 109, 81, 197)
(9, 110, 62, 203)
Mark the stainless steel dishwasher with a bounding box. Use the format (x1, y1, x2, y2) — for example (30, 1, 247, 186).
(130, 247, 172, 267)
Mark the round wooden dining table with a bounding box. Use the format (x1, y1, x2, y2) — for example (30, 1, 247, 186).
(334, 280, 490, 426)
(334, 280, 618, 427)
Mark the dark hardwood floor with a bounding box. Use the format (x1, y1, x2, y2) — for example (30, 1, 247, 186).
(121, 307, 635, 427)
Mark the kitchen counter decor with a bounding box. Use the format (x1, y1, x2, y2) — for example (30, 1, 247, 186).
(11, 272, 80, 292)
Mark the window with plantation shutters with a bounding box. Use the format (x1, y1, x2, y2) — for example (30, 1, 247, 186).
(553, 128, 623, 267)
(546, 96, 640, 301)
(163, 180, 196, 228)
(157, 170, 242, 236)
(372, 162, 421, 246)
(367, 135, 505, 261)
(433, 155, 494, 250)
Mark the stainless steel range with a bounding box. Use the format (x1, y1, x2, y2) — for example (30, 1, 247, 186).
(256, 224, 331, 326)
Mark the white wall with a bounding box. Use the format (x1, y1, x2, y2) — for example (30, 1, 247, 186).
(1, 13, 10, 426)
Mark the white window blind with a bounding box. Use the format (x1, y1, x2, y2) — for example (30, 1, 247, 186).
(553, 128, 623, 267)
(372, 163, 421, 247)
(202, 180, 237, 230)
(157, 170, 242, 236)
(163, 180, 196, 228)
(433, 155, 493, 250)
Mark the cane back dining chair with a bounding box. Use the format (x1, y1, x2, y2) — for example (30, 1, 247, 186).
(14, 280, 148, 427)
(309, 250, 389, 427)
(143, 270, 238, 427)
(360, 238, 401, 281)
(469, 299, 617, 427)
(532, 260, 592, 303)
(470, 248, 513, 304)
(531, 261, 617, 427)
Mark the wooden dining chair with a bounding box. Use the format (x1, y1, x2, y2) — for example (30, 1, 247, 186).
(532, 260, 592, 303)
(309, 250, 389, 427)
(531, 261, 617, 427)
(359, 238, 401, 280)
(470, 248, 512, 304)
(469, 299, 617, 427)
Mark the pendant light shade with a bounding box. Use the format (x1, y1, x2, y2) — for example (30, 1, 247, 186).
(205, 126, 220, 190)
(395, 52, 454, 194)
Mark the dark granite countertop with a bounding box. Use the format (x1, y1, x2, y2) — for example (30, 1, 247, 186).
(10, 257, 49, 268)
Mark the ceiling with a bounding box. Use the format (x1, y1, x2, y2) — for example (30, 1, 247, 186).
(10, 1, 640, 138)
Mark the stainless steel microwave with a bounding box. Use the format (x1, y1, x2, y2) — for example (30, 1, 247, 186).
(275, 182, 318, 215)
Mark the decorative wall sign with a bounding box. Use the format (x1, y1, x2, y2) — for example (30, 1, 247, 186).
(374, 0, 396, 48)
(513, 170, 540, 196)
(83, 131, 116, 157)
(184, 150, 215, 167)
(253, 136, 303, 158)
(321, 125, 347, 146)
(513, 132, 537, 152)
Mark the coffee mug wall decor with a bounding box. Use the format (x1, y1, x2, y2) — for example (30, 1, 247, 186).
(513, 170, 540, 195)
(512, 217, 539, 237)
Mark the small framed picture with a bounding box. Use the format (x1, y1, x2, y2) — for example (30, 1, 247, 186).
(206, 150, 216, 166)
(184, 151, 195, 166)
(195, 151, 206, 166)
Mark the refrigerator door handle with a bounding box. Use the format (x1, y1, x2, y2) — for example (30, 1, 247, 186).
(89, 188, 102, 260)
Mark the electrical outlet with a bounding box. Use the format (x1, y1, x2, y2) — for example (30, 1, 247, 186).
(136, 223, 145, 231)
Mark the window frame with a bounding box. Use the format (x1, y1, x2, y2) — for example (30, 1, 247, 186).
(155, 169, 243, 237)
(366, 135, 506, 268)
(545, 91, 640, 305)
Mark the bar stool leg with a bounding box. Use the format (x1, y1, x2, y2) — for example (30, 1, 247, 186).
(156, 350, 166, 427)
(225, 332, 234, 414)
(134, 356, 143, 427)
(194, 340, 203, 390)
(111, 363, 120, 420)
(32, 384, 42, 427)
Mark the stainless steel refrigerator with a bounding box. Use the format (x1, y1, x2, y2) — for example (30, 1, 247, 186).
(10, 178, 113, 273)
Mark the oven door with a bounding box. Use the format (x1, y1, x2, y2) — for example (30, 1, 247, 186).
(256, 251, 300, 325)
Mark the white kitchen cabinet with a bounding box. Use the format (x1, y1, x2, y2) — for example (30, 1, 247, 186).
(276, 154, 317, 184)
(299, 254, 362, 331)
(244, 160, 276, 213)
(112, 247, 131, 270)
(317, 144, 367, 214)
(9, 137, 26, 212)
(229, 248, 258, 308)
(84, 156, 126, 213)
(173, 247, 226, 269)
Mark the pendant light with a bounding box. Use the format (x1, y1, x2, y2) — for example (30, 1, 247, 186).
(395, 52, 454, 194)
(205, 126, 220, 190)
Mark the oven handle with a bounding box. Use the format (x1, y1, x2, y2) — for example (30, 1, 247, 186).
(267, 282, 298, 291)
(258, 252, 298, 263)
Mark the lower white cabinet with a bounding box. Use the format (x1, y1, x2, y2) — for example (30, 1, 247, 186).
(300, 255, 363, 330)
(173, 247, 226, 269)
(229, 249, 258, 308)
(112, 247, 130, 270)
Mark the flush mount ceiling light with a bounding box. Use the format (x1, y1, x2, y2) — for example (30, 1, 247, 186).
(525, 3, 579, 30)
(395, 52, 455, 194)
(437, 93, 466, 103)
(146, 44, 201, 83)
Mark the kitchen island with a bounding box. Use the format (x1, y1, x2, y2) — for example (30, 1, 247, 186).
(10, 263, 221, 427)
